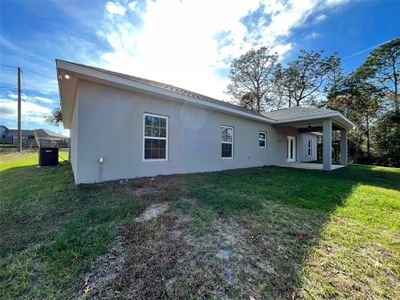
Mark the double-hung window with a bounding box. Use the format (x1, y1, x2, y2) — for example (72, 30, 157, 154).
(143, 113, 168, 160)
(221, 126, 233, 159)
(259, 131, 266, 148)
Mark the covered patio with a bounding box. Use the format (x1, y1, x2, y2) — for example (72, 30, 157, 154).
(265, 107, 355, 171)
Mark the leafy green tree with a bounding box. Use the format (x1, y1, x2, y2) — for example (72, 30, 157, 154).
(325, 64, 347, 100)
(357, 38, 400, 114)
(371, 111, 400, 167)
(239, 92, 257, 111)
(280, 50, 341, 107)
(226, 47, 280, 112)
(46, 107, 63, 126)
(268, 66, 288, 110)
(325, 73, 382, 160)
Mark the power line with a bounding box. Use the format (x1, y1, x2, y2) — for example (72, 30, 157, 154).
(0, 63, 18, 69)
(1, 64, 54, 79)
(0, 86, 17, 90)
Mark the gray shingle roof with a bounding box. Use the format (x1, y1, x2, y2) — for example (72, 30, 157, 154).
(8, 128, 66, 138)
(263, 106, 336, 121)
(60, 60, 268, 119)
(58, 60, 354, 129)
(8, 129, 35, 136)
(34, 129, 67, 139)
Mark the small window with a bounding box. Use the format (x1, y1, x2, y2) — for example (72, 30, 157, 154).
(307, 139, 312, 156)
(259, 131, 266, 148)
(221, 126, 233, 159)
(143, 113, 168, 160)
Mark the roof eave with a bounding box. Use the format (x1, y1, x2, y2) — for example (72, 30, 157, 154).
(275, 112, 355, 130)
(56, 60, 277, 126)
(56, 60, 80, 129)
(56, 60, 68, 128)
(56, 59, 356, 130)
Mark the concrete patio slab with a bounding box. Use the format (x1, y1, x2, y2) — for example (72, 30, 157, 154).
(275, 163, 345, 171)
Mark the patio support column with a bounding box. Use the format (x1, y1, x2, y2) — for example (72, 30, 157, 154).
(340, 129, 348, 166)
(323, 119, 332, 171)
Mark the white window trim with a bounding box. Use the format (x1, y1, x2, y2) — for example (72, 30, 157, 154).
(143, 113, 168, 162)
(259, 131, 266, 148)
(307, 139, 312, 156)
(221, 125, 234, 159)
(287, 135, 296, 162)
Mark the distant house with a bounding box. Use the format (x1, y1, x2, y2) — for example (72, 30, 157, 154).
(6, 129, 35, 142)
(0, 125, 68, 146)
(57, 60, 354, 184)
(33, 129, 68, 142)
(0, 125, 8, 139)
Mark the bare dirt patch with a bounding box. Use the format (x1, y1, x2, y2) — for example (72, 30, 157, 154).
(124, 174, 188, 203)
(109, 214, 199, 299)
(186, 216, 281, 298)
(91, 208, 296, 299)
(135, 203, 169, 222)
(75, 174, 320, 299)
(74, 175, 186, 299)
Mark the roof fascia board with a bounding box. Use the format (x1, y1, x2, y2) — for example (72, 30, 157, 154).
(56, 60, 276, 125)
(275, 113, 355, 129)
(332, 115, 355, 130)
(57, 69, 68, 127)
(56, 62, 78, 129)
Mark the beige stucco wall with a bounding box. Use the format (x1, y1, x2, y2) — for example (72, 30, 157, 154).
(72, 80, 298, 183)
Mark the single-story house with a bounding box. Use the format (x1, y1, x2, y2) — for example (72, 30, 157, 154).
(4, 128, 35, 141)
(0, 125, 68, 146)
(34, 128, 68, 141)
(56, 60, 354, 184)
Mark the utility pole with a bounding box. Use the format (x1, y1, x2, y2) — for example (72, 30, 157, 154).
(17, 66, 22, 152)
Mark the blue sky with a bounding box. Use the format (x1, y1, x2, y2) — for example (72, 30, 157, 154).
(0, 0, 399, 136)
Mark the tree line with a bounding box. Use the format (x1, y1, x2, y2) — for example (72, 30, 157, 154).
(226, 38, 400, 167)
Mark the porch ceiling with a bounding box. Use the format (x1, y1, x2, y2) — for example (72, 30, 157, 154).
(275, 118, 346, 132)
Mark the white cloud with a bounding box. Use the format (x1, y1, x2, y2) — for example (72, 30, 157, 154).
(325, 0, 350, 5)
(8, 93, 21, 99)
(0, 35, 21, 52)
(314, 14, 327, 23)
(128, 1, 137, 10)
(305, 32, 320, 39)
(8, 93, 55, 104)
(97, 0, 349, 100)
(106, 2, 126, 15)
(33, 96, 56, 104)
(0, 98, 50, 123)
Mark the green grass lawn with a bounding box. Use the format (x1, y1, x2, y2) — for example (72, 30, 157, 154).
(0, 152, 399, 299)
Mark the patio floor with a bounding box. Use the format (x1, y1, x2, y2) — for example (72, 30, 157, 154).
(275, 163, 345, 171)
